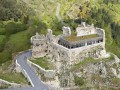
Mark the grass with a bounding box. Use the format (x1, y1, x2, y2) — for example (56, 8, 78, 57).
(7, 30, 30, 52)
(65, 34, 99, 42)
(0, 61, 28, 84)
(0, 35, 6, 52)
(74, 57, 97, 66)
(0, 60, 12, 69)
(0, 51, 12, 66)
(71, 57, 97, 71)
(74, 75, 85, 86)
(30, 57, 55, 70)
(0, 35, 6, 44)
(0, 72, 28, 84)
(0, 84, 11, 89)
(111, 78, 120, 86)
(71, 54, 114, 71)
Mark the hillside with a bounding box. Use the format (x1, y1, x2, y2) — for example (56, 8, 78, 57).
(0, 0, 120, 89)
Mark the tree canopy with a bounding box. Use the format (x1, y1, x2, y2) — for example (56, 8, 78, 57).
(0, 0, 30, 21)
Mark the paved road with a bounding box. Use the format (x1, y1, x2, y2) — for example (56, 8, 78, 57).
(1, 51, 50, 90)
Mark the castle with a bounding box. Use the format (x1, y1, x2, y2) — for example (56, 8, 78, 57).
(31, 22, 109, 65)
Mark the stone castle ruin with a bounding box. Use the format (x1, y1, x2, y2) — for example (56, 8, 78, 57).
(31, 22, 109, 65)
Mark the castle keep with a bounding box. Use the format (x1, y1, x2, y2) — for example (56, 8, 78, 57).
(31, 22, 108, 64)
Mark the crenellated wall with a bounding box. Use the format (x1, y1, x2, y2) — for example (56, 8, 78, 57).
(76, 23, 96, 37)
(31, 34, 48, 58)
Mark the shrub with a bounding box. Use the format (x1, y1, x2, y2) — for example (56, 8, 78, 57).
(5, 22, 27, 36)
(0, 51, 12, 65)
(74, 75, 85, 86)
(0, 35, 7, 52)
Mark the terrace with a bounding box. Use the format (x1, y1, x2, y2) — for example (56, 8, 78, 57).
(58, 34, 103, 49)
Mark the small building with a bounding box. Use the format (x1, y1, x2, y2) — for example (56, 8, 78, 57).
(58, 22, 104, 49)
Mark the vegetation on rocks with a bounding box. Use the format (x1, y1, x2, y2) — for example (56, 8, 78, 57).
(30, 57, 55, 70)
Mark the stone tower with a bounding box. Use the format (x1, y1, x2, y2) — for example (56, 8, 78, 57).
(31, 33, 47, 58)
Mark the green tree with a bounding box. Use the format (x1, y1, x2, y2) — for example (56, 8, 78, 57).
(5, 22, 27, 36)
(0, 0, 30, 21)
(74, 76, 85, 86)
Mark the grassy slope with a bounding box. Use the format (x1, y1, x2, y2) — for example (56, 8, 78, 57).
(0, 35, 6, 43)
(30, 57, 55, 70)
(7, 30, 30, 53)
(0, 72, 28, 84)
(0, 61, 28, 84)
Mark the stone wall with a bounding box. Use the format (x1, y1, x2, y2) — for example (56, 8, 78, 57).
(0, 79, 21, 88)
(49, 42, 70, 62)
(49, 40, 107, 65)
(32, 43, 47, 58)
(27, 59, 55, 78)
(31, 33, 48, 58)
(32, 38, 107, 65)
(71, 44, 105, 63)
(76, 23, 96, 37)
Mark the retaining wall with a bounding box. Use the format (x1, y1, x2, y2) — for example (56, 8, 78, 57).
(27, 59, 55, 78)
(0, 79, 21, 88)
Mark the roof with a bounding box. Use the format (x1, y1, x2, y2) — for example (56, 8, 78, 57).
(64, 34, 99, 42)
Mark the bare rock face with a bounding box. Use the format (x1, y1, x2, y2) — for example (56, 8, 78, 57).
(111, 67, 120, 78)
(114, 55, 120, 64)
(98, 61, 107, 77)
(110, 55, 120, 78)
(73, 55, 120, 89)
